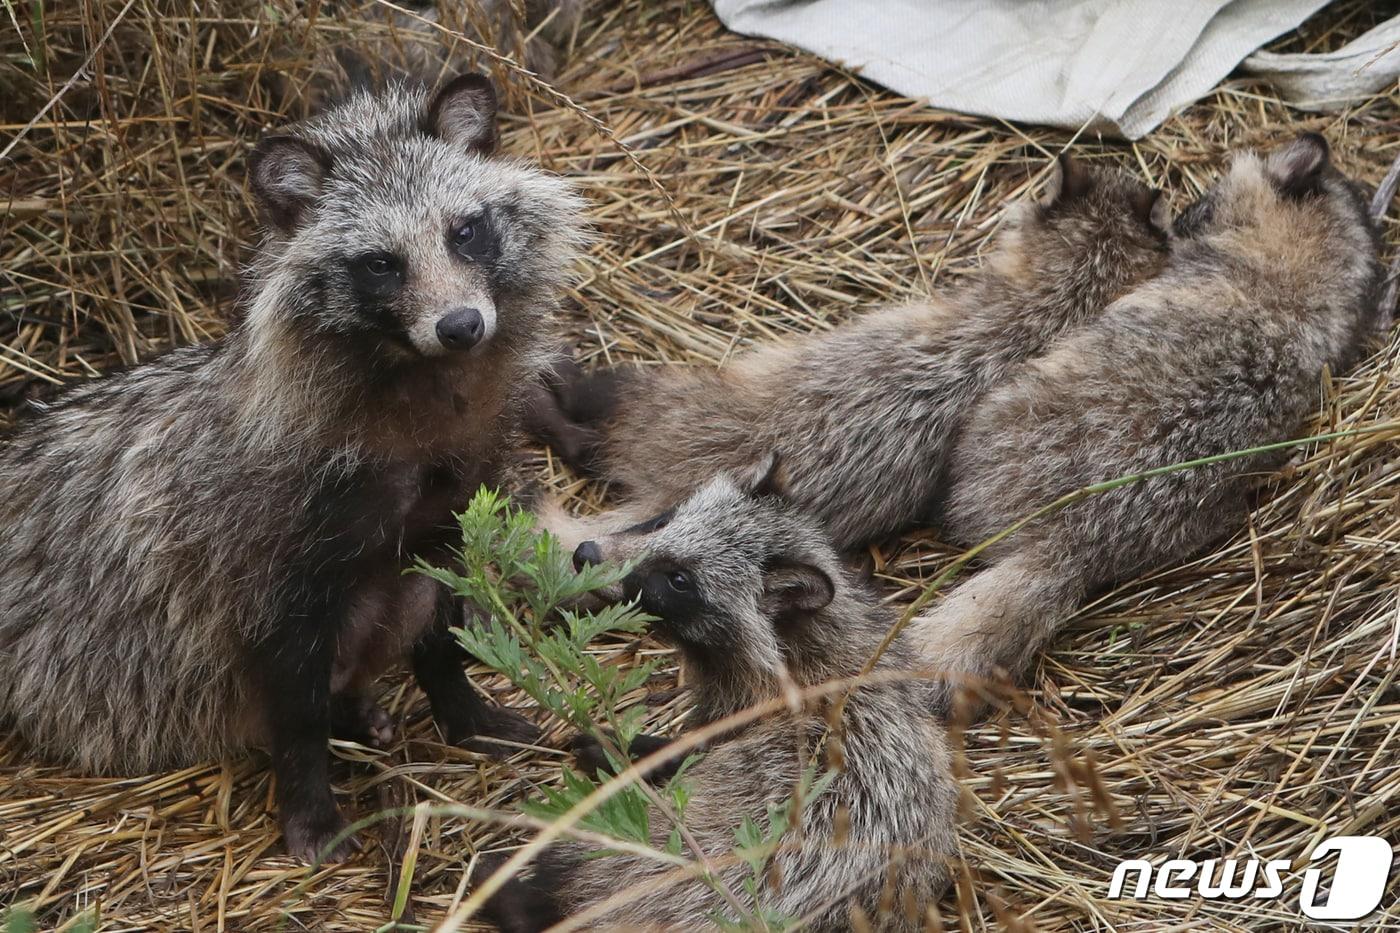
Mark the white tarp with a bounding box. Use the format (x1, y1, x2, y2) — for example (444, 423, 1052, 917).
(1243, 14, 1400, 112)
(710, 0, 1399, 139)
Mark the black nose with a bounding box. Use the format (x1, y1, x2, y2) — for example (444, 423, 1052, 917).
(436, 308, 484, 350)
(573, 540, 602, 572)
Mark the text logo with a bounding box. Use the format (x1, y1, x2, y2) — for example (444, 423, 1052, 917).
(1107, 835, 1393, 921)
(1299, 836, 1392, 921)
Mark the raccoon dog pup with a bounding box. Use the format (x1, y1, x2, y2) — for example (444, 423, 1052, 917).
(913, 134, 1383, 710)
(0, 75, 586, 860)
(483, 457, 957, 931)
(530, 157, 1172, 551)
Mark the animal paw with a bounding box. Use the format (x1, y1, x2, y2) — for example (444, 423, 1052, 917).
(568, 732, 614, 777)
(331, 694, 396, 749)
(475, 850, 564, 933)
(457, 704, 542, 758)
(283, 809, 359, 864)
(569, 731, 678, 783)
(521, 387, 604, 472)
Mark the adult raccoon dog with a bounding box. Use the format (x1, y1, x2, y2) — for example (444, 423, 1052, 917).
(529, 157, 1172, 551)
(912, 134, 1383, 710)
(0, 75, 586, 861)
(482, 457, 957, 931)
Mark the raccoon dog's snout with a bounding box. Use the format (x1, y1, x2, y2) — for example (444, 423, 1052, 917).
(572, 539, 602, 571)
(436, 307, 485, 351)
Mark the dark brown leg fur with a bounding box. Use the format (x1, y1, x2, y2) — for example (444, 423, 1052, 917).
(521, 353, 628, 475)
(521, 383, 606, 472)
(570, 730, 691, 784)
(475, 851, 567, 933)
(411, 590, 540, 756)
(330, 692, 395, 748)
(552, 357, 625, 426)
(252, 613, 356, 863)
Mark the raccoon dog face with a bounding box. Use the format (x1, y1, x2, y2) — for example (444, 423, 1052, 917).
(573, 456, 838, 680)
(996, 153, 1174, 276)
(1171, 133, 1376, 248)
(248, 74, 585, 360)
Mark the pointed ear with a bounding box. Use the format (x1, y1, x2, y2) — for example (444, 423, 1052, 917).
(426, 72, 498, 155)
(1266, 133, 1329, 199)
(1040, 153, 1092, 207)
(248, 136, 329, 234)
(762, 559, 835, 615)
(1133, 187, 1172, 237)
(736, 451, 786, 499)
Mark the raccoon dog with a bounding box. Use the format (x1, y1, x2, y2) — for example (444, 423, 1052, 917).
(529, 157, 1172, 551)
(0, 75, 587, 861)
(912, 134, 1383, 710)
(481, 457, 958, 931)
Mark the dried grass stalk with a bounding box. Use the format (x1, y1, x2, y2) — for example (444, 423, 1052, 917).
(2, 0, 1398, 928)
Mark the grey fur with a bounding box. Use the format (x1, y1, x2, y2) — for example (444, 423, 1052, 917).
(910, 134, 1384, 706)
(499, 463, 957, 930)
(0, 78, 586, 858)
(535, 158, 1173, 551)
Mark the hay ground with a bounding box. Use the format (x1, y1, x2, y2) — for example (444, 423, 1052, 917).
(3, 0, 1400, 929)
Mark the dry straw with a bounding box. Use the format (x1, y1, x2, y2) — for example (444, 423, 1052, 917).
(2, 0, 1399, 929)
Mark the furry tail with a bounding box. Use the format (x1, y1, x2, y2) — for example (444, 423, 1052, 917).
(905, 546, 1086, 717)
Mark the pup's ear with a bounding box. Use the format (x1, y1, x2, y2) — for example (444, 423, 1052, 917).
(761, 559, 835, 615)
(1135, 187, 1172, 237)
(426, 72, 499, 155)
(1040, 153, 1092, 207)
(737, 451, 786, 499)
(1265, 133, 1330, 199)
(248, 136, 330, 234)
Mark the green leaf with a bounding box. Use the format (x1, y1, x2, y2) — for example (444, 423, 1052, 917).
(523, 767, 656, 848)
(420, 487, 793, 916)
(4, 910, 36, 933)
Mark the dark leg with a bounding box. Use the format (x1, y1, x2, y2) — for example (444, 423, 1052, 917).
(330, 692, 395, 748)
(520, 354, 628, 476)
(556, 362, 625, 426)
(412, 589, 540, 756)
(520, 384, 606, 473)
(475, 851, 567, 933)
(251, 616, 356, 863)
(570, 731, 693, 784)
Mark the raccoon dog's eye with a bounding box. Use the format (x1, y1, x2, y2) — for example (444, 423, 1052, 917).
(667, 571, 691, 592)
(449, 214, 497, 262)
(348, 253, 404, 294)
